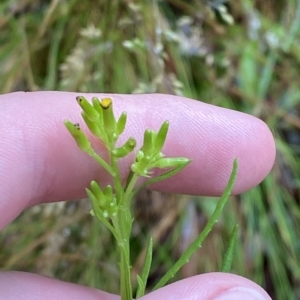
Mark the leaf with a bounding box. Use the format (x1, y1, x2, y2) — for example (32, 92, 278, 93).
(220, 224, 239, 273)
(136, 276, 145, 298)
(152, 159, 238, 291)
(132, 158, 191, 196)
(136, 237, 153, 298)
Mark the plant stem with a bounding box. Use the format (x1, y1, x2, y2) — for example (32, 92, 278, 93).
(112, 210, 132, 300)
(153, 159, 238, 290)
(123, 173, 139, 206)
(109, 149, 133, 299)
(87, 148, 116, 176)
(120, 237, 132, 300)
(110, 155, 124, 204)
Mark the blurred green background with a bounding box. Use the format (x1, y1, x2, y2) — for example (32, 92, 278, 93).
(1, 1, 300, 299)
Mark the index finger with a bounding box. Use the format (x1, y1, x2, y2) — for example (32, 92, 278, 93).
(0, 92, 275, 229)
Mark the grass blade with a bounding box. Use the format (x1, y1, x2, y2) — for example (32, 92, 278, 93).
(136, 238, 153, 298)
(220, 224, 239, 272)
(152, 159, 238, 291)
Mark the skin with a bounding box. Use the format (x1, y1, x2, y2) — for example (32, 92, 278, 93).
(0, 92, 275, 299)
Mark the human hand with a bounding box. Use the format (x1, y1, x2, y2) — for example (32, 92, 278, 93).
(0, 92, 275, 299)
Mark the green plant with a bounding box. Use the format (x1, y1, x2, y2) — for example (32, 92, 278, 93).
(1, 1, 300, 298)
(65, 95, 238, 299)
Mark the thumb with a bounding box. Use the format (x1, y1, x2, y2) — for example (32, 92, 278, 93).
(142, 272, 271, 300)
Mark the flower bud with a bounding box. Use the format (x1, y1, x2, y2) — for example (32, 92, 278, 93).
(76, 96, 99, 122)
(153, 121, 169, 154)
(90, 180, 106, 207)
(112, 137, 136, 158)
(104, 185, 113, 199)
(81, 112, 106, 140)
(131, 154, 152, 177)
(100, 98, 112, 109)
(64, 121, 91, 152)
(140, 129, 155, 156)
(153, 157, 190, 169)
(101, 98, 116, 137)
(131, 163, 150, 177)
(116, 112, 127, 136)
(92, 97, 104, 126)
(136, 150, 144, 161)
(86, 188, 100, 218)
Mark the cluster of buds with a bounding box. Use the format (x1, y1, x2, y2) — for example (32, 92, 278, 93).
(65, 96, 136, 219)
(65, 96, 135, 155)
(64, 96, 193, 300)
(65, 96, 190, 219)
(87, 182, 117, 218)
(131, 121, 188, 177)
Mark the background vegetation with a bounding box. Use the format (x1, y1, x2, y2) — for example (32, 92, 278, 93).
(1, 1, 300, 299)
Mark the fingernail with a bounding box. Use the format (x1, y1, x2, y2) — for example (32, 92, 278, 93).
(214, 287, 269, 300)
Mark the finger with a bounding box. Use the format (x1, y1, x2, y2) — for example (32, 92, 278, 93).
(0, 92, 275, 229)
(0, 271, 119, 300)
(141, 272, 271, 300)
(0, 271, 271, 300)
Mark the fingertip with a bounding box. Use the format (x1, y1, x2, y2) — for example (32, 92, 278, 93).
(145, 98, 276, 196)
(0, 91, 276, 228)
(141, 273, 271, 300)
(228, 113, 276, 195)
(0, 271, 119, 300)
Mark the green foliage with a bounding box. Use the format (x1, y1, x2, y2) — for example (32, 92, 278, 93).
(66, 95, 190, 299)
(220, 225, 238, 273)
(1, 1, 300, 299)
(65, 95, 236, 299)
(153, 159, 238, 291)
(136, 238, 153, 298)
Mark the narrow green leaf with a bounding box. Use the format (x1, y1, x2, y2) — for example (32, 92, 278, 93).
(239, 43, 258, 98)
(257, 51, 277, 99)
(120, 245, 133, 300)
(136, 276, 145, 298)
(136, 237, 153, 298)
(152, 159, 238, 291)
(283, 3, 300, 52)
(220, 224, 239, 273)
(133, 158, 191, 196)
